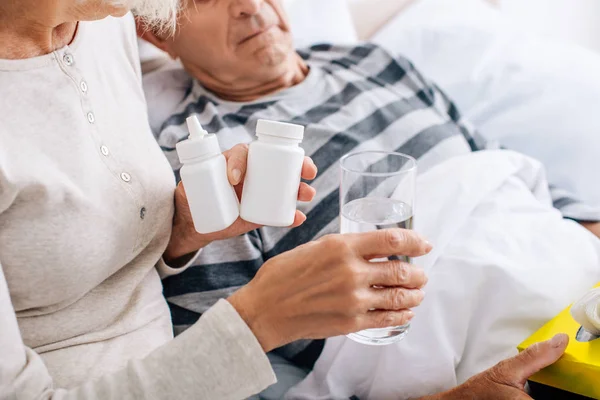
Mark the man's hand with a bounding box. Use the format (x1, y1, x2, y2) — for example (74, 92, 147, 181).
(424, 334, 569, 400)
(164, 143, 318, 262)
(228, 228, 432, 352)
(581, 222, 600, 240)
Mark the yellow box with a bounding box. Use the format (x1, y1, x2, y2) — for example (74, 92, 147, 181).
(518, 284, 600, 399)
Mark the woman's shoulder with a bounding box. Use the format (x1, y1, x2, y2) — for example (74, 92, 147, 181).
(78, 13, 142, 79)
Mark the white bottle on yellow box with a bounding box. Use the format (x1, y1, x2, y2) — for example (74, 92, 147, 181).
(240, 120, 305, 227)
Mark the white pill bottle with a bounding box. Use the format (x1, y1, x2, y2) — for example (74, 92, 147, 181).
(176, 116, 240, 234)
(240, 120, 305, 227)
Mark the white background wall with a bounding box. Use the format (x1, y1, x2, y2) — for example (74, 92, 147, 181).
(345, 0, 600, 53)
(498, 0, 600, 52)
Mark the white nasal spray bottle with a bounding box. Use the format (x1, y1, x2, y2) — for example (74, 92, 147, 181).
(176, 116, 239, 234)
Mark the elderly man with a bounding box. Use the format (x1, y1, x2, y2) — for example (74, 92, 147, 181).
(139, 0, 600, 398)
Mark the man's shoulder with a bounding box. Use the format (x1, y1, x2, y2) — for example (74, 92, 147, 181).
(299, 43, 412, 79)
(142, 63, 195, 137)
(299, 43, 391, 65)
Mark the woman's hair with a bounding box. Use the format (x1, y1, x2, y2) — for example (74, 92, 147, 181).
(128, 0, 180, 35)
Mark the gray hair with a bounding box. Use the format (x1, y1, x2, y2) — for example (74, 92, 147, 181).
(127, 0, 180, 34)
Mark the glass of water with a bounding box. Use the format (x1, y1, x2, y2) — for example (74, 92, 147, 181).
(340, 150, 417, 346)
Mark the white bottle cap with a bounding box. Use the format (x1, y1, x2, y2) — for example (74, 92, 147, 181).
(256, 119, 304, 141)
(176, 116, 221, 163)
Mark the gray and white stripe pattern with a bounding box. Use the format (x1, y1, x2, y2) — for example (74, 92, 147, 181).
(156, 44, 599, 366)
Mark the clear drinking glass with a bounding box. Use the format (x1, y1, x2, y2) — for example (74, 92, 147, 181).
(340, 151, 417, 346)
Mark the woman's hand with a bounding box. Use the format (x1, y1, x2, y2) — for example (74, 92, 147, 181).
(164, 144, 318, 263)
(228, 228, 431, 352)
(422, 334, 569, 400)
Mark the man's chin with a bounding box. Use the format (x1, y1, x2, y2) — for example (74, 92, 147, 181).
(251, 40, 295, 67)
(256, 49, 288, 68)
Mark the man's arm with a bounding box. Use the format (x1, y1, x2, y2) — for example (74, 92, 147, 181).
(426, 79, 600, 232)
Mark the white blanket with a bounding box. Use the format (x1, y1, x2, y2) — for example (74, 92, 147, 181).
(287, 150, 600, 400)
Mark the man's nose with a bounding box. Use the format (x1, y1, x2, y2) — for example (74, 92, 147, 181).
(230, 0, 263, 18)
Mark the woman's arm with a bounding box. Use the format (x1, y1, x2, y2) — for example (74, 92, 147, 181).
(0, 263, 276, 399)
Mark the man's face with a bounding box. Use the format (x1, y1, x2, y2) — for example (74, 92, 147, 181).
(164, 0, 295, 86)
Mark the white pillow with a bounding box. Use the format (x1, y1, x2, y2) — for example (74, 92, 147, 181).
(373, 0, 600, 207)
(347, 0, 415, 40)
(284, 0, 358, 48)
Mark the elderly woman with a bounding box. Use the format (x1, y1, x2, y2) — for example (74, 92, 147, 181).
(0, 0, 568, 399)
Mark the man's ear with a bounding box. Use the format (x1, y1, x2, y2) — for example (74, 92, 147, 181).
(135, 16, 178, 60)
